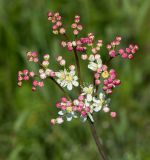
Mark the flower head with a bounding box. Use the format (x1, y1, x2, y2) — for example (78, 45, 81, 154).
(55, 68, 79, 90)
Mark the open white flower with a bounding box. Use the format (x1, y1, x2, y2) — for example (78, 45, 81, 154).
(88, 54, 102, 71)
(82, 85, 94, 101)
(58, 107, 77, 121)
(91, 93, 110, 112)
(55, 69, 79, 90)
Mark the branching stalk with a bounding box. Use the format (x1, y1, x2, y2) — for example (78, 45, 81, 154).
(88, 118, 108, 160)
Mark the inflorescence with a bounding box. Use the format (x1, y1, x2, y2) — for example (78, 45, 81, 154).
(17, 11, 139, 125)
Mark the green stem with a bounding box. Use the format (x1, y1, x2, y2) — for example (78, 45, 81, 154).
(73, 47, 82, 90)
(50, 77, 71, 101)
(88, 118, 108, 160)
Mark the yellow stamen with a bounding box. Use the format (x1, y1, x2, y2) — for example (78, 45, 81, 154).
(102, 71, 109, 78)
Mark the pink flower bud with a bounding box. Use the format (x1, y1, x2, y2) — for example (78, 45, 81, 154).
(56, 56, 63, 62)
(81, 54, 88, 60)
(106, 44, 111, 49)
(103, 86, 108, 91)
(77, 106, 83, 112)
(18, 76, 23, 81)
(59, 28, 66, 34)
(77, 24, 83, 30)
(78, 102, 84, 107)
(78, 95, 84, 101)
(73, 106, 77, 111)
(24, 75, 29, 81)
(66, 101, 72, 107)
(71, 23, 77, 29)
(67, 46, 73, 51)
(52, 25, 58, 30)
(61, 41, 67, 47)
(61, 105, 66, 110)
(61, 97, 67, 103)
(38, 82, 44, 87)
(122, 53, 128, 59)
(128, 54, 134, 60)
(81, 111, 87, 117)
(50, 71, 56, 77)
(116, 36, 122, 41)
(56, 102, 61, 108)
(107, 83, 113, 89)
(102, 65, 108, 71)
(106, 89, 112, 94)
(113, 79, 121, 85)
(23, 69, 28, 75)
(103, 107, 110, 113)
(69, 65, 75, 70)
(85, 107, 90, 113)
(108, 77, 113, 83)
(126, 48, 131, 53)
(32, 87, 36, 91)
(73, 29, 79, 35)
(50, 119, 56, 125)
(56, 21, 62, 27)
(33, 80, 38, 86)
(109, 50, 116, 57)
(29, 71, 35, 77)
(104, 80, 108, 85)
(94, 73, 100, 79)
(118, 49, 124, 55)
(60, 59, 66, 66)
(44, 54, 50, 60)
(110, 112, 116, 118)
(95, 79, 100, 85)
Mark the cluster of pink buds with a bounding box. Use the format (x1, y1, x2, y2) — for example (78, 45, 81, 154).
(107, 37, 139, 59)
(32, 80, 44, 91)
(71, 15, 83, 35)
(107, 36, 122, 50)
(17, 69, 35, 87)
(47, 11, 65, 35)
(93, 65, 121, 94)
(27, 51, 39, 62)
(56, 56, 66, 66)
(118, 44, 139, 59)
(102, 69, 121, 94)
(42, 54, 50, 68)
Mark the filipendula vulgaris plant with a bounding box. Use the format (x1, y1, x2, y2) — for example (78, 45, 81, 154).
(17, 11, 139, 160)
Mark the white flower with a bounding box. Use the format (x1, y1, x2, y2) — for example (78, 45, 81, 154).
(88, 59, 102, 71)
(91, 93, 110, 112)
(40, 72, 46, 79)
(55, 69, 79, 90)
(56, 117, 64, 124)
(82, 85, 94, 101)
(58, 107, 77, 122)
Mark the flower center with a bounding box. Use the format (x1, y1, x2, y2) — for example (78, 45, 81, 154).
(66, 75, 73, 82)
(66, 106, 72, 112)
(102, 71, 109, 78)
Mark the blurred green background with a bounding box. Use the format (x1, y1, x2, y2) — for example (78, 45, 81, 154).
(0, 0, 150, 160)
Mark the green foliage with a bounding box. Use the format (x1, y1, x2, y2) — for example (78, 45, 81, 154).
(0, 0, 150, 159)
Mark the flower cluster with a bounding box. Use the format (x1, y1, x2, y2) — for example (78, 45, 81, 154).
(50, 85, 113, 125)
(17, 69, 35, 87)
(47, 11, 65, 35)
(107, 37, 139, 59)
(102, 69, 121, 94)
(27, 51, 39, 62)
(18, 11, 139, 126)
(71, 15, 83, 35)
